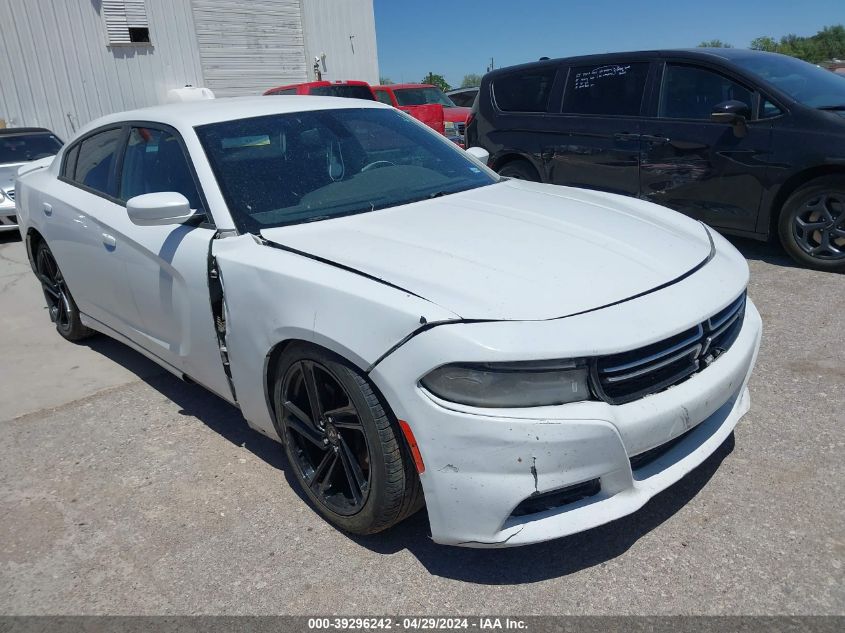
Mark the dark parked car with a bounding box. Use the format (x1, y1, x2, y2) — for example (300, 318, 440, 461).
(446, 87, 479, 107)
(466, 49, 845, 271)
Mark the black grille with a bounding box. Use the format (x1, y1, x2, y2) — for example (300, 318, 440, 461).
(629, 427, 695, 470)
(5, 189, 13, 201)
(457, 122, 466, 135)
(592, 292, 746, 405)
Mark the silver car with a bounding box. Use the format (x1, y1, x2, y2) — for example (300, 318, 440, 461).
(0, 128, 63, 232)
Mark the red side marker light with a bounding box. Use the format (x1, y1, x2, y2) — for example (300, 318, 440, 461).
(399, 420, 425, 474)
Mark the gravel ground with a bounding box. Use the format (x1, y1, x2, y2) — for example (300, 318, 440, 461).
(0, 232, 842, 615)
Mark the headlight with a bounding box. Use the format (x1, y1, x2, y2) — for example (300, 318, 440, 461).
(444, 121, 457, 135)
(420, 360, 590, 408)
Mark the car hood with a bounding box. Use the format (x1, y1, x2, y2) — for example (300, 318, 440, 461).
(259, 180, 713, 321)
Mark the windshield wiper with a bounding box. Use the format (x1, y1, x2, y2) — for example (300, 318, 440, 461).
(818, 104, 845, 111)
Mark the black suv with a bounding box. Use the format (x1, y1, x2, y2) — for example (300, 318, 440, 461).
(466, 49, 845, 271)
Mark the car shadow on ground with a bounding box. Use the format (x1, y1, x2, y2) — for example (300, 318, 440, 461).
(724, 235, 799, 269)
(83, 334, 736, 584)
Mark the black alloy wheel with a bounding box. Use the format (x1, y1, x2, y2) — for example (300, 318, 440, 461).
(34, 241, 93, 341)
(273, 343, 424, 535)
(281, 358, 372, 515)
(779, 176, 845, 272)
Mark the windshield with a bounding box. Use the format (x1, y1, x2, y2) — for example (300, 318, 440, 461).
(309, 85, 375, 100)
(0, 132, 63, 164)
(394, 87, 455, 107)
(195, 108, 496, 232)
(732, 53, 845, 109)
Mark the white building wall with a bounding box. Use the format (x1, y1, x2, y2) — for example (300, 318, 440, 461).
(191, 0, 308, 97)
(301, 0, 379, 84)
(0, 0, 205, 140)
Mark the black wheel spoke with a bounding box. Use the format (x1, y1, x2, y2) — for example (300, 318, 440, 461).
(286, 415, 326, 449)
(325, 404, 362, 429)
(283, 399, 317, 430)
(308, 451, 337, 491)
(338, 436, 367, 503)
(301, 361, 325, 421)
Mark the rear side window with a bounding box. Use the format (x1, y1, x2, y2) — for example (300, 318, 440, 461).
(659, 64, 753, 120)
(374, 90, 394, 105)
(563, 63, 649, 116)
(493, 69, 556, 112)
(62, 144, 80, 179)
(267, 88, 297, 96)
(309, 85, 375, 100)
(74, 128, 123, 196)
(119, 127, 203, 210)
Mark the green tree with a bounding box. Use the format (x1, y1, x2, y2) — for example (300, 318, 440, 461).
(422, 72, 451, 92)
(698, 39, 733, 48)
(750, 36, 778, 52)
(460, 73, 482, 88)
(379, 76, 393, 85)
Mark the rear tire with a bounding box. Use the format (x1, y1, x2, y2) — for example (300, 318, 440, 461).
(777, 176, 845, 272)
(34, 241, 95, 341)
(272, 343, 423, 535)
(497, 159, 540, 182)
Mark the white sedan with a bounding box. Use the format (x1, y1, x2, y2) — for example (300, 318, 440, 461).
(16, 97, 761, 547)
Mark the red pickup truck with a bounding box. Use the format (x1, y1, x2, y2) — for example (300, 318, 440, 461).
(373, 84, 471, 146)
(263, 80, 446, 137)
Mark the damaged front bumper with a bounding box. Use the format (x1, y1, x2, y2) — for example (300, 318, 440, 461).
(369, 244, 762, 547)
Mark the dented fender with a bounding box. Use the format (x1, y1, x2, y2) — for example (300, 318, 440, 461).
(210, 234, 460, 438)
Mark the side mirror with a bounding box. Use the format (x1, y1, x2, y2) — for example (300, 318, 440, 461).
(465, 146, 490, 165)
(126, 192, 198, 226)
(710, 100, 750, 137)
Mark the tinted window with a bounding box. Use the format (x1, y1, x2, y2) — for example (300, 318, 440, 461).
(493, 69, 556, 112)
(731, 53, 845, 109)
(393, 87, 454, 107)
(309, 85, 375, 100)
(448, 90, 477, 107)
(562, 63, 648, 116)
(0, 132, 63, 164)
(120, 127, 202, 210)
(374, 90, 394, 105)
(659, 64, 753, 120)
(74, 128, 122, 195)
(62, 144, 80, 179)
(268, 88, 297, 96)
(195, 108, 496, 232)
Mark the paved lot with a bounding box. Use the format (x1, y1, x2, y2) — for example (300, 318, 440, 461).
(0, 231, 842, 615)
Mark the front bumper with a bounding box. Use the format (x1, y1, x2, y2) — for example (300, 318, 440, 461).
(370, 240, 761, 547)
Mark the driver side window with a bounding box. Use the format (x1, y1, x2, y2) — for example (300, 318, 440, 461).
(119, 127, 203, 211)
(659, 64, 753, 120)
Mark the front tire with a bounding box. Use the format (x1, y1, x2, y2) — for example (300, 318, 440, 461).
(34, 241, 94, 341)
(778, 176, 845, 272)
(272, 343, 423, 535)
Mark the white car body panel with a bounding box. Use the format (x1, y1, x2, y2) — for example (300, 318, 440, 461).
(14, 96, 762, 547)
(260, 179, 712, 321)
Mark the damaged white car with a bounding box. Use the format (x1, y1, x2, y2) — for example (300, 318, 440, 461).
(16, 97, 761, 547)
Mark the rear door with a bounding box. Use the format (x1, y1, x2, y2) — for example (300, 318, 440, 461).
(544, 60, 652, 196)
(638, 61, 773, 233)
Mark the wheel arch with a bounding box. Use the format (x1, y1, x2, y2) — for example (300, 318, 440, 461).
(767, 165, 845, 235)
(490, 152, 542, 177)
(25, 227, 45, 274)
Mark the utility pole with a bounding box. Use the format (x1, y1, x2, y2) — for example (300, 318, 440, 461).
(486, 57, 494, 72)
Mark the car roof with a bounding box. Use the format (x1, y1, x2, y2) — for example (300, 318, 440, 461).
(0, 127, 55, 136)
(74, 96, 392, 136)
(486, 48, 784, 78)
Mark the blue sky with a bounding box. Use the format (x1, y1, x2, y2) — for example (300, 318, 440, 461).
(373, 0, 844, 87)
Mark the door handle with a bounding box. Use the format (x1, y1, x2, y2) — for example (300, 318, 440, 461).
(613, 132, 640, 141)
(102, 233, 116, 249)
(43, 203, 52, 216)
(641, 134, 671, 144)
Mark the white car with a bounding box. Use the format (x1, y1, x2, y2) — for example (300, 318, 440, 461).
(1, 127, 63, 232)
(16, 97, 762, 547)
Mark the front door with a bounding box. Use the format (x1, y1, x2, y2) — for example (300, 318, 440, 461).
(638, 63, 773, 233)
(544, 61, 651, 196)
(108, 125, 232, 399)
